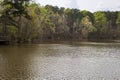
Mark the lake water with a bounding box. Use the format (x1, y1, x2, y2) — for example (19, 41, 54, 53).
(0, 42, 120, 80)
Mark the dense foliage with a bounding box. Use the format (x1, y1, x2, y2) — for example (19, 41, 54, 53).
(0, 1, 120, 43)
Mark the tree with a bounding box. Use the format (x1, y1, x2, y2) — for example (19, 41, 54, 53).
(0, 0, 31, 42)
(1, 1, 120, 43)
(81, 10, 94, 23)
(94, 11, 107, 39)
(116, 12, 120, 30)
(12, 0, 31, 42)
(0, 0, 15, 34)
(116, 12, 120, 38)
(65, 8, 82, 35)
(81, 16, 96, 39)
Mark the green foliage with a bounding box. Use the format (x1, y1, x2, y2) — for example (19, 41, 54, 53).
(94, 12, 108, 38)
(7, 26, 18, 35)
(81, 16, 96, 32)
(0, 2, 120, 43)
(42, 19, 55, 34)
(81, 10, 94, 23)
(81, 16, 96, 39)
(94, 12, 107, 26)
(116, 12, 120, 25)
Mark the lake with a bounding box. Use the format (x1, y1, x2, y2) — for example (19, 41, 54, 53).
(0, 42, 120, 80)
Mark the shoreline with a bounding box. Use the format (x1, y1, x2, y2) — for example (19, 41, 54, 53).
(1, 39, 120, 45)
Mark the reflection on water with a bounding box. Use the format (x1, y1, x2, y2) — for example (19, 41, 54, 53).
(0, 42, 120, 80)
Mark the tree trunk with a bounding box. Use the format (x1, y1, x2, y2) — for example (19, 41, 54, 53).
(3, 13, 7, 35)
(18, 16, 22, 43)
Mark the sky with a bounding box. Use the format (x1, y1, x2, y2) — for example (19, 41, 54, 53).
(35, 0, 120, 12)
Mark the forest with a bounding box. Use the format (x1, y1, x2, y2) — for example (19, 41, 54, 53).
(0, 0, 120, 43)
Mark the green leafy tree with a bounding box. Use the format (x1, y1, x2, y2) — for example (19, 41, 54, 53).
(81, 16, 96, 39)
(116, 12, 120, 30)
(0, 0, 31, 42)
(94, 11, 107, 39)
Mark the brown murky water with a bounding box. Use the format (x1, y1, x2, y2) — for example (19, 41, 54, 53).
(0, 42, 120, 80)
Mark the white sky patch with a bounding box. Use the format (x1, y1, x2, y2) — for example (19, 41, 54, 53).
(108, 6, 120, 12)
(35, 0, 70, 8)
(69, 0, 78, 9)
(95, 2, 104, 11)
(35, 0, 120, 12)
(94, 1, 120, 12)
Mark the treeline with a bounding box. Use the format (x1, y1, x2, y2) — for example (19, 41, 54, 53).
(0, 1, 120, 43)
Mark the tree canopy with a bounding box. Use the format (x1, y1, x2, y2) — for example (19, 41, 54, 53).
(0, 2, 120, 43)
